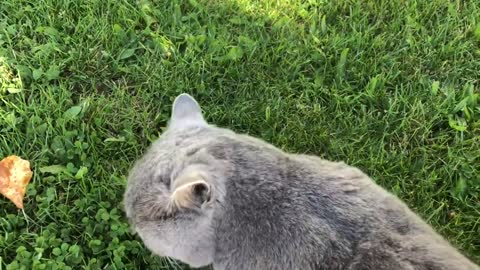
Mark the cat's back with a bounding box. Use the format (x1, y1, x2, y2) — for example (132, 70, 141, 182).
(290, 154, 479, 270)
(212, 141, 478, 270)
(210, 138, 353, 269)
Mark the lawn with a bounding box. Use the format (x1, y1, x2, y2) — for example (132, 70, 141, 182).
(0, 0, 479, 269)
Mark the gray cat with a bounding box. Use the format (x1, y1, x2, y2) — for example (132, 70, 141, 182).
(123, 93, 479, 270)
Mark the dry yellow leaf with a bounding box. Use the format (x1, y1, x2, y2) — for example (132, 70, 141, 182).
(0, 155, 33, 209)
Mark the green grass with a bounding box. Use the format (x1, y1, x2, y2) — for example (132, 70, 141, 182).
(1, 0, 479, 268)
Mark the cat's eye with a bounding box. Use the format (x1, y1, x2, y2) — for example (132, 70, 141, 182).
(155, 173, 171, 189)
(163, 177, 171, 189)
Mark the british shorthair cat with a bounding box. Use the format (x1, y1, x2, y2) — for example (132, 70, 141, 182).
(123, 94, 478, 270)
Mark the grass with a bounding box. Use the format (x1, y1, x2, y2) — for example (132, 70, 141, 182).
(0, 0, 479, 268)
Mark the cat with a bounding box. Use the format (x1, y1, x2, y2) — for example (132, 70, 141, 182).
(123, 93, 479, 270)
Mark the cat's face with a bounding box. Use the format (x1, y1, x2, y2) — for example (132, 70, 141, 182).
(123, 94, 230, 267)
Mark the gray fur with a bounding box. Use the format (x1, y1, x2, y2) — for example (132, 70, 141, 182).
(123, 93, 479, 270)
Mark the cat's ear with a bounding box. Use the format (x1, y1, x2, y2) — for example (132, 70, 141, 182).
(170, 171, 211, 210)
(169, 93, 207, 130)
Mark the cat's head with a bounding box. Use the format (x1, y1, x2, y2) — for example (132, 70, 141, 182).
(123, 94, 231, 267)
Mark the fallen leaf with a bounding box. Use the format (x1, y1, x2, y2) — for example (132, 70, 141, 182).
(0, 155, 33, 209)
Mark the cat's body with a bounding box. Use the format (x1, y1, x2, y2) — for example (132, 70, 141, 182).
(124, 94, 479, 270)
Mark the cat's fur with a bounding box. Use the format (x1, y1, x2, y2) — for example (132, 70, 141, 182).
(123, 93, 479, 270)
